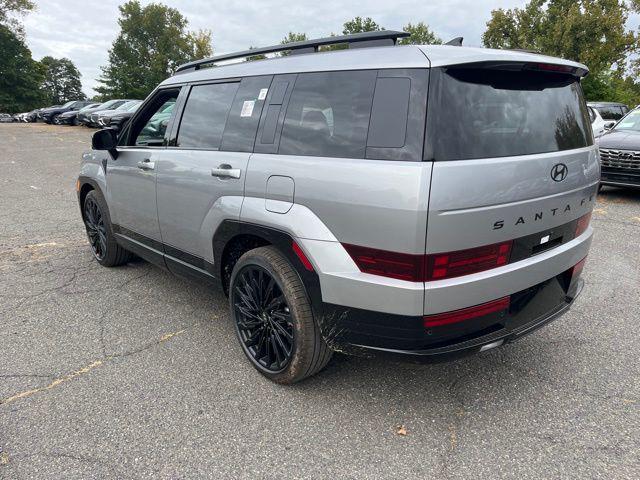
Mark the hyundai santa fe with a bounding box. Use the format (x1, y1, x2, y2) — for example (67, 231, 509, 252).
(77, 31, 598, 384)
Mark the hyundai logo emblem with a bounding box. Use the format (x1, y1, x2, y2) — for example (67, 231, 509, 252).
(551, 163, 568, 182)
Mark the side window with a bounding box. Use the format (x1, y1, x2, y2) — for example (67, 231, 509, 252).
(366, 69, 428, 161)
(220, 75, 272, 152)
(176, 82, 239, 149)
(279, 70, 377, 159)
(128, 89, 180, 147)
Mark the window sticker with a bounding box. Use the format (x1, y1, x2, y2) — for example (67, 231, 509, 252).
(240, 100, 255, 117)
(258, 88, 269, 100)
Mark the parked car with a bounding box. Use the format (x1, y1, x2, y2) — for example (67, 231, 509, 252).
(58, 103, 101, 126)
(40, 100, 93, 124)
(596, 107, 640, 189)
(86, 99, 137, 127)
(78, 100, 130, 126)
(587, 101, 629, 122)
(103, 102, 142, 131)
(587, 105, 613, 137)
(37, 106, 60, 121)
(78, 31, 596, 384)
(0, 113, 14, 123)
(96, 100, 142, 128)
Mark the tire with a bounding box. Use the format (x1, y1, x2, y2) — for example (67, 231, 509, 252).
(72, 117, 79, 126)
(82, 190, 133, 267)
(52, 114, 60, 125)
(229, 246, 332, 384)
(597, 183, 603, 193)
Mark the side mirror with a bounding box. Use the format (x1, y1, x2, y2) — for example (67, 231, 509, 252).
(92, 128, 119, 159)
(604, 122, 615, 130)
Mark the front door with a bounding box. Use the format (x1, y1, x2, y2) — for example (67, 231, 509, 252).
(107, 88, 181, 250)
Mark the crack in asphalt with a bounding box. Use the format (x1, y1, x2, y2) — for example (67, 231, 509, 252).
(0, 322, 201, 407)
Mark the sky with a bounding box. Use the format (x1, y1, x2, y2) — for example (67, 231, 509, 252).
(19, 0, 639, 97)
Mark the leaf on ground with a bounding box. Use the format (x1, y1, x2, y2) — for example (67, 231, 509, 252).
(395, 425, 408, 436)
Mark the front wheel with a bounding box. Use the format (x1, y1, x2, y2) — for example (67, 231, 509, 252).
(82, 190, 132, 267)
(229, 246, 332, 384)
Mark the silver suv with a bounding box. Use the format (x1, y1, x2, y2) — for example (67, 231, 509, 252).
(78, 31, 598, 384)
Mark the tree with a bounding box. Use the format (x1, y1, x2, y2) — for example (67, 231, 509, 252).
(342, 16, 384, 34)
(0, 23, 44, 112)
(0, 0, 35, 35)
(96, 1, 213, 99)
(483, 0, 638, 75)
(279, 32, 308, 56)
(483, 0, 640, 103)
(40, 56, 85, 104)
(400, 22, 442, 45)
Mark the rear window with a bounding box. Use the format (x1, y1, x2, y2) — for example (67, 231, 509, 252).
(426, 67, 593, 161)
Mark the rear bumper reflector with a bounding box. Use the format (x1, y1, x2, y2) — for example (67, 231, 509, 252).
(423, 297, 511, 328)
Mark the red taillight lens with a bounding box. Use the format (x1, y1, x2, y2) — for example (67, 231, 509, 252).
(571, 256, 587, 279)
(425, 241, 513, 281)
(575, 212, 592, 237)
(344, 241, 513, 282)
(423, 297, 511, 328)
(342, 243, 424, 282)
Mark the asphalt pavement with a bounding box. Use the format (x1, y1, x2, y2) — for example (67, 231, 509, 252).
(0, 123, 638, 479)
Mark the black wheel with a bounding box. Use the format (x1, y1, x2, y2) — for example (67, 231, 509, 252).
(82, 190, 133, 267)
(52, 114, 60, 125)
(230, 246, 332, 384)
(72, 117, 79, 126)
(597, 183, 603, 193)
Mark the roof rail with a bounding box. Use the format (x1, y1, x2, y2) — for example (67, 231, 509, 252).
(175, 30, 411, 73)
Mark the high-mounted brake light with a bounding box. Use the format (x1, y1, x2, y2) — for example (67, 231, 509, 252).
(424, 241, 513, 281)
(343, 240, 513, 283)
(575, 212, 592, 237)
(531, 63, 575, 74)
(423, 297, 510, 328)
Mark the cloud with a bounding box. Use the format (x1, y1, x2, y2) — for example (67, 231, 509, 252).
(19, 0, 566, 97)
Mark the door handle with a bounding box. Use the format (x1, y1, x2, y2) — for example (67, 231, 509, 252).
(211, 164, 241, 179)
(137, 159, 155, 171)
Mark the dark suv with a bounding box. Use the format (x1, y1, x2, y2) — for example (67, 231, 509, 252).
(597, 107, 640, 189)
(40, 100, 93, 124)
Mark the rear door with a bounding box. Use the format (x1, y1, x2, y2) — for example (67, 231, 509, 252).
(155, 76, 272, 276)
(423, 65, 599, 314)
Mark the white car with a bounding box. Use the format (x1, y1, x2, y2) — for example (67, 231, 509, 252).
(588, 106, 612, 137)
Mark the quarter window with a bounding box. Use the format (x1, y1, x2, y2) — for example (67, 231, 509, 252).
(177, 83, 238, 149)
(279, 71, 377, 158)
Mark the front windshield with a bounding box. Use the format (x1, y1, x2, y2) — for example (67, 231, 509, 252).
(62, 101, 75, 108)
(96, 100, 117, 110)
(612, 109, 640, 131)
(127, 102, 141, 111)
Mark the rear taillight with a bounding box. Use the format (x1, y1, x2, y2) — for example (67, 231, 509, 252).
(571, 256, 587, 280)
(423, 297, 510, 328)
(342, 243, 424, 282)
(424, 241, 513, 281)
(343, 240, 512, 282)
(575, 212, 592, 237)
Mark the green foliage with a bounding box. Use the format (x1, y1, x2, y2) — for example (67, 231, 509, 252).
(40, 56, 85, 104)
(96, 0, 213, 99)
(245, 46, 267, 62)
(0, 23, 44, 112)
(0, 0, 35, 35)
(400, 22, 442, 45)
(342, 16, 384, 34)
(482, 0, 640, 104)
(279, 32, 308, 56)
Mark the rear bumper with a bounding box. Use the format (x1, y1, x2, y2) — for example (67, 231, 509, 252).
(318, 270, 584, 362)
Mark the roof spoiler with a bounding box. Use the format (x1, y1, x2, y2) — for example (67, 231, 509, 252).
(176, 30, 411, 74)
